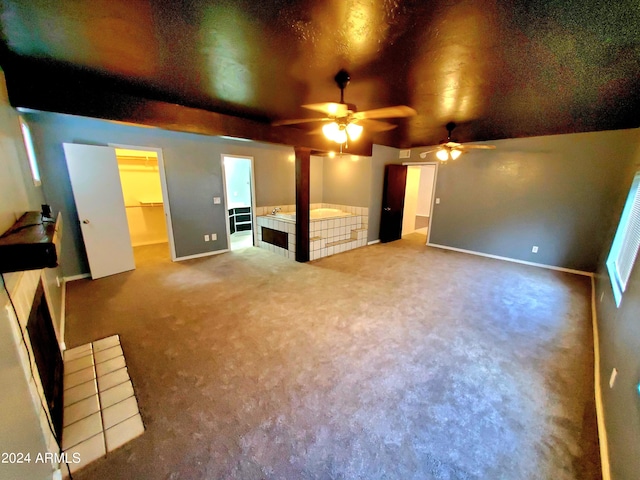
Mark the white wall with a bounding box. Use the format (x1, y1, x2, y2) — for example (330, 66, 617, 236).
(416, 165, 436, 217)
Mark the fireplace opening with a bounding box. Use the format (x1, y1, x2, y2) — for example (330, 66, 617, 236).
(26, 281, 64, 441)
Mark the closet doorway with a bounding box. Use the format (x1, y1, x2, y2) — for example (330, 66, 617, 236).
(115, 147, 176, 262)
(222, 155, 256, 251)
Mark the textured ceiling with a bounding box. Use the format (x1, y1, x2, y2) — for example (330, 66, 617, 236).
(1, 0, 639, 148)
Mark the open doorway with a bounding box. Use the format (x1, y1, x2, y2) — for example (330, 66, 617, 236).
(402, 164, 437, 242)
(222, 155, 255, 251)
(115, 147, 175, 264)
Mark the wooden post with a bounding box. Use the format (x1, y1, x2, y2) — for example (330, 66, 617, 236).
(295, 147, 310, 262)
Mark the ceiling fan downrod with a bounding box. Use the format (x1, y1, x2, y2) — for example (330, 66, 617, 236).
(334, 69, 350, 104)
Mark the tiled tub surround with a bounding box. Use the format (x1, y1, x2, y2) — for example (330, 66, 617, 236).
(62, 335, 144, 475)
(256, 204, 369, 260)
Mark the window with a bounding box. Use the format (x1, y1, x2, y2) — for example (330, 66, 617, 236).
(19, 117, 41, 186)
(607, 172, 640, 307)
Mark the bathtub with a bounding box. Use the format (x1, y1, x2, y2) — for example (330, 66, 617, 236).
(272, 208, 353, 221)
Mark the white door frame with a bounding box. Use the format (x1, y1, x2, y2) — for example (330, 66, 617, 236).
(109, 143, 177, 260)
(402, 161, 438, 245)
(220, 154, 257, 250)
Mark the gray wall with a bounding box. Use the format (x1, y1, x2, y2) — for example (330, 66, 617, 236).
(0, 73, 63, 327)
(422, 129, 640, 272)
(594, 139, 640, 480)
(23, 111, 296, 276)
(0, 71, 52, 480)
(322, 154, 372, 208)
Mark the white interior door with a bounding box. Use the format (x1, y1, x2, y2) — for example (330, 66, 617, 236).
(64, 143, 135, 279)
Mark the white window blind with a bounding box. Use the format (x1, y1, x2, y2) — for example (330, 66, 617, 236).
(607, 172, 640, 306)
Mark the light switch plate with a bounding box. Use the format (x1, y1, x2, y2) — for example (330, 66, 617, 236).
(213, 197, 221, 204)
(211, 233, 217, 241)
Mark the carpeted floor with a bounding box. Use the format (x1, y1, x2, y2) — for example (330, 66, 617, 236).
(65, 234, 601, 479)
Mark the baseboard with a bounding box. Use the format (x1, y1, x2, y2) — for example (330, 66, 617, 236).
(59, 278, 66, 352)
(426, 243, 594, 277)
(367, 240, 380, 245)
(174, 249, 229, 261)
(63, 273, 91, 282)
(591, 277, 611, 480)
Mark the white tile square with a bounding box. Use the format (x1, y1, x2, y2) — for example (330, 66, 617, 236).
(321, 248, 327, 258)
(65, 367, 96, 390)
(65, 433, 106, 474)
(62, 412, 103, 450)
(100, 380, 134, 409)
(65, 354, 95, 375)
(98, 368, 130, 392)
(94, 345, 124, 365)
(64, 379, 98, 407)
(102, 396, 140, 430)
(96, 355, 126, 377)
(64, 394, 100, 427)
(105, 414, 144, 452)
(93, 335, 120, 352)
(64, 344, 93, 362)
(327, 246, 334, 256)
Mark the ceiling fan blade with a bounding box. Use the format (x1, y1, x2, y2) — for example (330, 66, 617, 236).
(302, 102, 350, 117)
(272, 117, 331, 126)
(352, 105, 417, 120)
(419, 149, 440, 158)
(457, 144, 497, 150)
(356, 118, 397, 132)
(307, 125, 326, 135)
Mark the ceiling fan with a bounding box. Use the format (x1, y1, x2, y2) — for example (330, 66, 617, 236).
(420, 122, 496, 161)
(272, 69, 416, 148)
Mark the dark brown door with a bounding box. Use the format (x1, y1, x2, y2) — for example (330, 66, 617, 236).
(379, 164, 408, 243)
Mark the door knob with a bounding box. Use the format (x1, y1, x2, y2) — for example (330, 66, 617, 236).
(82, 219, 90, 224)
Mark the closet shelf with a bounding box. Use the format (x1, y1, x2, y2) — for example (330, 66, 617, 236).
(139, 200, 164, 207)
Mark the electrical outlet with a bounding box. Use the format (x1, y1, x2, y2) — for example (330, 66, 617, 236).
(532, 246, 538, 253)
(204, 234, 210, 242)
(213, 197, 221, 204)
(399, 149, 411, 159)
(211, 233, 217, 241)
(435, 198, 440, 204)
(609, 368, 618, 389)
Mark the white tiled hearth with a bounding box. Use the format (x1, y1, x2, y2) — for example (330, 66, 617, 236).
(62, 335, 144, 475)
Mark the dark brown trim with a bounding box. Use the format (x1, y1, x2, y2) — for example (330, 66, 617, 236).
(295, 147, 310, 262)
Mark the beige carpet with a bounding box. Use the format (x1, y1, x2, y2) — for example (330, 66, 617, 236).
(65, 234, 600, 479)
